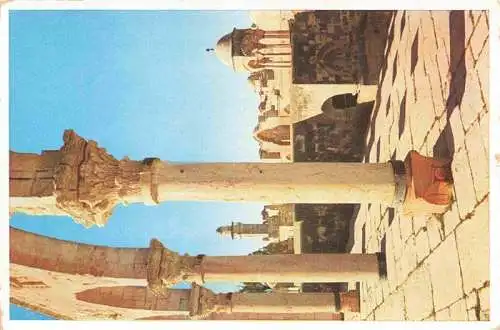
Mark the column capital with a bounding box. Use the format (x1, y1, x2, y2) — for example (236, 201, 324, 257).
(146, 239, 203, 294)
(29, 130, 159, 227)
(189, 283, 230, 319)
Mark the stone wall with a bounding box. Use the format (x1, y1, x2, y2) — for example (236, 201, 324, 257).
(264, 204, 294, 238)
(293, 104, 372, 162)
(291, 10, 394, 85)
(295, 204, 355, 253)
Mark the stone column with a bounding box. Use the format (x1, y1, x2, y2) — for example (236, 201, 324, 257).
(146, 239, 386, 292)
(10, 130, 453, 227)
(188, 283, 359, 319)
(10, 228, 380, 301)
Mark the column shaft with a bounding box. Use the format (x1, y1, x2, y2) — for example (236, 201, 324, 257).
(227, 292, 341, 313)
(192, 254, 383, 283)
(150, 162, 396, 205)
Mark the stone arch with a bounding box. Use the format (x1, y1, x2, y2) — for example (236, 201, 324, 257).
(321, 93, 358, 121)
(10, 227, 148, 279)
(75, 286, 190, 311)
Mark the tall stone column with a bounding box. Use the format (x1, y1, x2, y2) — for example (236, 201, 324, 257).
(187, 283, 359, 319)
(146, 239, 386, 292)
(10, 227, 381, 296)
(10, 130, 453, 227)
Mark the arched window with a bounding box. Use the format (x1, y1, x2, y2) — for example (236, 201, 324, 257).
(330, 93, 358, 109)
(321, 93, 358, 121)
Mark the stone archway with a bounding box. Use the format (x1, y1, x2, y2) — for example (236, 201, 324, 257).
(321, 93, 358, 121)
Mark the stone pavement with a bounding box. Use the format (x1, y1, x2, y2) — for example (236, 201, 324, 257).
(349, 10, 489, 321)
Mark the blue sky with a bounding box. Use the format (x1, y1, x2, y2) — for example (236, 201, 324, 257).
(9, 10, 266, 320)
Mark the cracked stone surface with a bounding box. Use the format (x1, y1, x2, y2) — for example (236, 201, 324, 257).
(350, 10, 489, 321)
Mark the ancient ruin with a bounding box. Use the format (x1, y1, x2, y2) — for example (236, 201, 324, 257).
(10, 130, 453, 227)
(11, 227, 363, 320)
(9, 9, 489, 321)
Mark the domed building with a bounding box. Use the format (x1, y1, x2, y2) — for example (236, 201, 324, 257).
(213, 11, 393, 163)
(214, 28, 291, 73)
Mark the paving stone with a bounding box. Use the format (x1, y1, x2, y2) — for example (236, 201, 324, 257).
(399, 214, 414, 242)
(459, 49, 484, 130)
(402, 265, 434, 320)
(388, 122, 400, 153)
(452, 146, 478, 219)
(372, 289, 406, 320)
(412, 215, 428, 234)
(468, 14, 488, 61)
(426, 234, 464, 311)
(385, 248, 399, 291)
(381, 278, 392, 301)
(465, 120, 489, 201)
(434, 308, 451, 321)
(475, 40, 489, 108)
(442, 201, 461, 237)
(481, 10, 489, 27)
(464, 10, 476, 46)
(426, 215, 444, 250)
(449, 106, 466, 152)
(414, 228, 431, 263)
(423, 120, 445, 156)
(464, 290, 479, 316)
(373, 282, 384, 307)
(455, 199, 489, 293)
(389, 215, 404, 261)
(430, 11, 451, 64)
(468, 10, 482, 27)
(477, 108, 489, 158)
(448, 299, 469, 321)
(410, 62, 435, 148)
(477, 286, 490, 316)
(365, 312, 375, 321)
(433, 49, 451, 99)
(399, 236, 418, 281)
(396, 130, 413, 160)
(467, 308, 479, 321)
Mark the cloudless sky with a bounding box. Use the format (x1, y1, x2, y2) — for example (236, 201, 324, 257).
(9, 10, 266, 320)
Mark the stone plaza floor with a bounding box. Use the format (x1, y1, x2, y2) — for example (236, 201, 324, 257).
(349, 10, 490, 321)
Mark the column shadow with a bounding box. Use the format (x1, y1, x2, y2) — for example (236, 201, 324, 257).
(432, 10, 467, 159)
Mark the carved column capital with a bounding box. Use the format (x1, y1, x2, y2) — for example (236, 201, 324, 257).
(146, 239, 202, 294)
(51, 130, 158, 227)
(188, 283, 229, 319)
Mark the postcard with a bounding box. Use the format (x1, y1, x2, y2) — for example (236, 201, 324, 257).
(4, 7, 491, 324)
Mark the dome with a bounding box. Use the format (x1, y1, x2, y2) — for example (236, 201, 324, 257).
(215, 30, 234, 69)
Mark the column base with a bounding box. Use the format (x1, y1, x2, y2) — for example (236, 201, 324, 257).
(402, 151, 454, 216)
(337, 290, 360, 313)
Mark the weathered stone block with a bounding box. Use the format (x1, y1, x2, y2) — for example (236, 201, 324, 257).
(465, 120, 489, 202)
(426, 234, 463, 311)
(455, 198, 489, 294)
(402, 265, 434, 320)
(452, 147, 478, 219)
